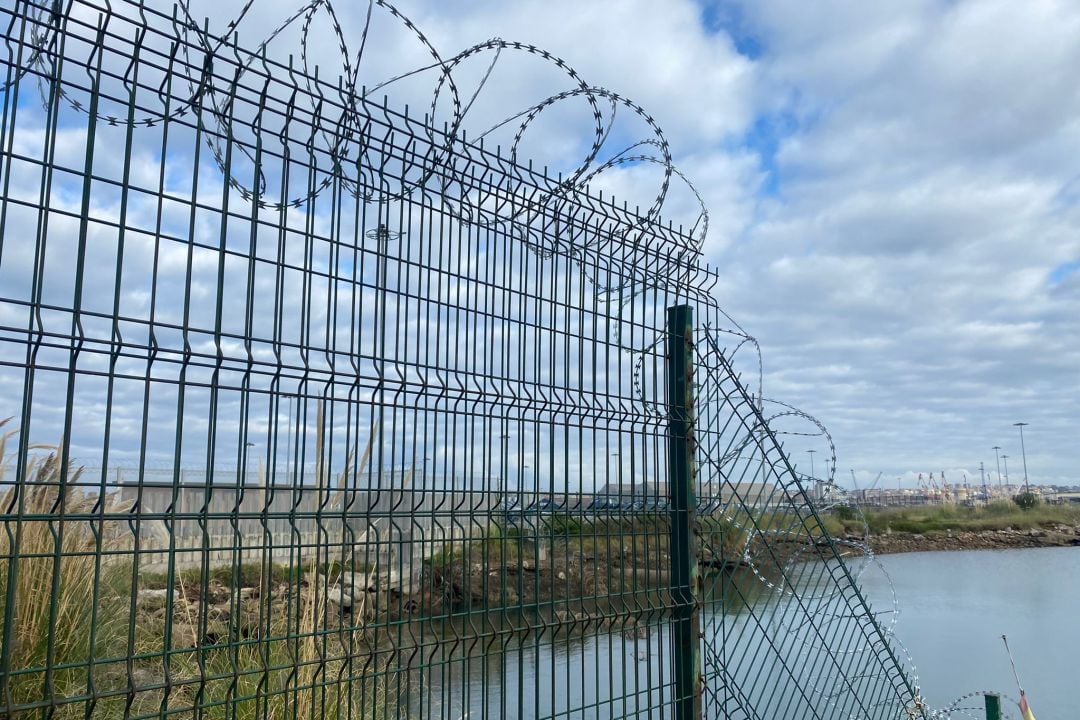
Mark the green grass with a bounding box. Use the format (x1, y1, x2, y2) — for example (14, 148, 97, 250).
(819, 514, 848, 537)
(137, 560, 377, 592)
(696, 514, 752, 558)
(828, 501, 1080, 536)
(426, 522, 522, 570)
(427, 516, 677, 570)
(95, 571, 404, 720)
(429, 512, 770, 574)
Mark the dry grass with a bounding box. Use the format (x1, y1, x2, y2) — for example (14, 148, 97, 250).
(118, 567, 399, 720)
(0, 420, 406, 719)
(0, 421, 129, 715)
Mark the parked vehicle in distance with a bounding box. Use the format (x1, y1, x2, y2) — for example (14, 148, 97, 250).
(642, 498, 670, 513)
(525, 497, 563, 515)
(501, 498, 521, 524)
(587, 496, 620, 513)
(697, 498, 724, 515)
(506, 497, 563, 524)
(589, 496, 671, 516)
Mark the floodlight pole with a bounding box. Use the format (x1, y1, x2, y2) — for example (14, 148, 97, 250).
(1013, 423, 1030, 495)
(992, 446, 1002, 491)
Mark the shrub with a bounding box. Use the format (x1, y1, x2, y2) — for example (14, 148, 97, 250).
(833, 503, 856, 521)
(1013, 491, 1040, 510)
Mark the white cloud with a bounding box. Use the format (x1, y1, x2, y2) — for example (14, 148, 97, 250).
(717, 0, 1080, 483)
(5, 0, 1079, 487)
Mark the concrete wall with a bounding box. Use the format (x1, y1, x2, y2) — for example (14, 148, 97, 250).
(110, 474, 504, 571)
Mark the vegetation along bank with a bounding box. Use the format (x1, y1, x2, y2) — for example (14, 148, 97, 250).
(824, 500, 1080, 555)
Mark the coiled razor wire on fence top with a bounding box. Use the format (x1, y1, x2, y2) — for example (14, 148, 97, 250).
(0, 1, 1021, 718)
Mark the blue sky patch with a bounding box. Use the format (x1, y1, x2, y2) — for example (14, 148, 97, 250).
(1049, 259, 1080, 286)
(739, 111, 799, 197)
(699, 1, 763, 60)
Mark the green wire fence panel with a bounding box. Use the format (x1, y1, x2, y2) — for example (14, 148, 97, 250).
(694, 331, 918, 720)
(0, 1, 924, 719)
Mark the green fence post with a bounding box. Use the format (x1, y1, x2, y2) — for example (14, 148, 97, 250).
(667, 304, 701, 720)
(984, 693, 1001, 720)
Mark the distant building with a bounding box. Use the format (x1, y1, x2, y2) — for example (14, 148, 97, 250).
(593, 480, 788, 513)
(1048, 491, 1080, 505)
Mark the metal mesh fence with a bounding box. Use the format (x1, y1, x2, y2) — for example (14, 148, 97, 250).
(0, 2, 922, 718)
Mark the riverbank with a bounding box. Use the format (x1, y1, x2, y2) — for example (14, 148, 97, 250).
(867, 523, 1080, 554)
(828, 502, 1080, 555)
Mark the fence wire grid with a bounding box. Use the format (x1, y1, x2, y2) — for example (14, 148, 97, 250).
(0, 1, 924, 719)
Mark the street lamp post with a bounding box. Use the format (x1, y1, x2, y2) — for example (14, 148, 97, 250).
(499, 434, 509, 506)
(806, 449, 816, 483)
(285, 395, 294, 483)
(1001, 455, 1009, 487)
(1013, 422, 1030, 495)
(992, 446, 1002, 491)
(980, 461, 987, 504)
(611, 451, 624, 505)
(244, 442, 255, 485)
(367, 223, 400, 488)
(522, 463, 535, 510)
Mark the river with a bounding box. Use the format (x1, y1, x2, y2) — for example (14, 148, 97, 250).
(432, 546, 1077, 719)
(860, 546, 1080, 720)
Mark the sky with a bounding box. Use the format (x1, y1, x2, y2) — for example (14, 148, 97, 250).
(374, 0, 1080, 488)
(4, 0, 1080, 490)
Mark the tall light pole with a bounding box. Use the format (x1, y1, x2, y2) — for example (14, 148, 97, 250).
(366, 223, 400, 489)
(992, 445, 1002, 491)
(244, 442, 256, 487)
(806, 449, 816, 485)
(1013, 422, 1030, 494)
(610, 451, 622, 505)
(1001, 454, 1009, 487)
(499, 434, 509, 506)
(979, 462, 988, 505)
(285, 395, 294, 483)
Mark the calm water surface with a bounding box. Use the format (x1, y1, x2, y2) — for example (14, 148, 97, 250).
(861, 546, 1080, 720)
(442, 547, 1078, 718)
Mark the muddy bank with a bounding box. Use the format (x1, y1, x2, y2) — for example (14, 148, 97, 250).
(418, 538, 678, 625)
(867, 523, 1080, 555)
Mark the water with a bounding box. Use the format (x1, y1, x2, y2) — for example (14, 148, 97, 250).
(437, 547, 1078, 719)
(421, 629, 674, 719)
(860, 546, 1080, 719)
